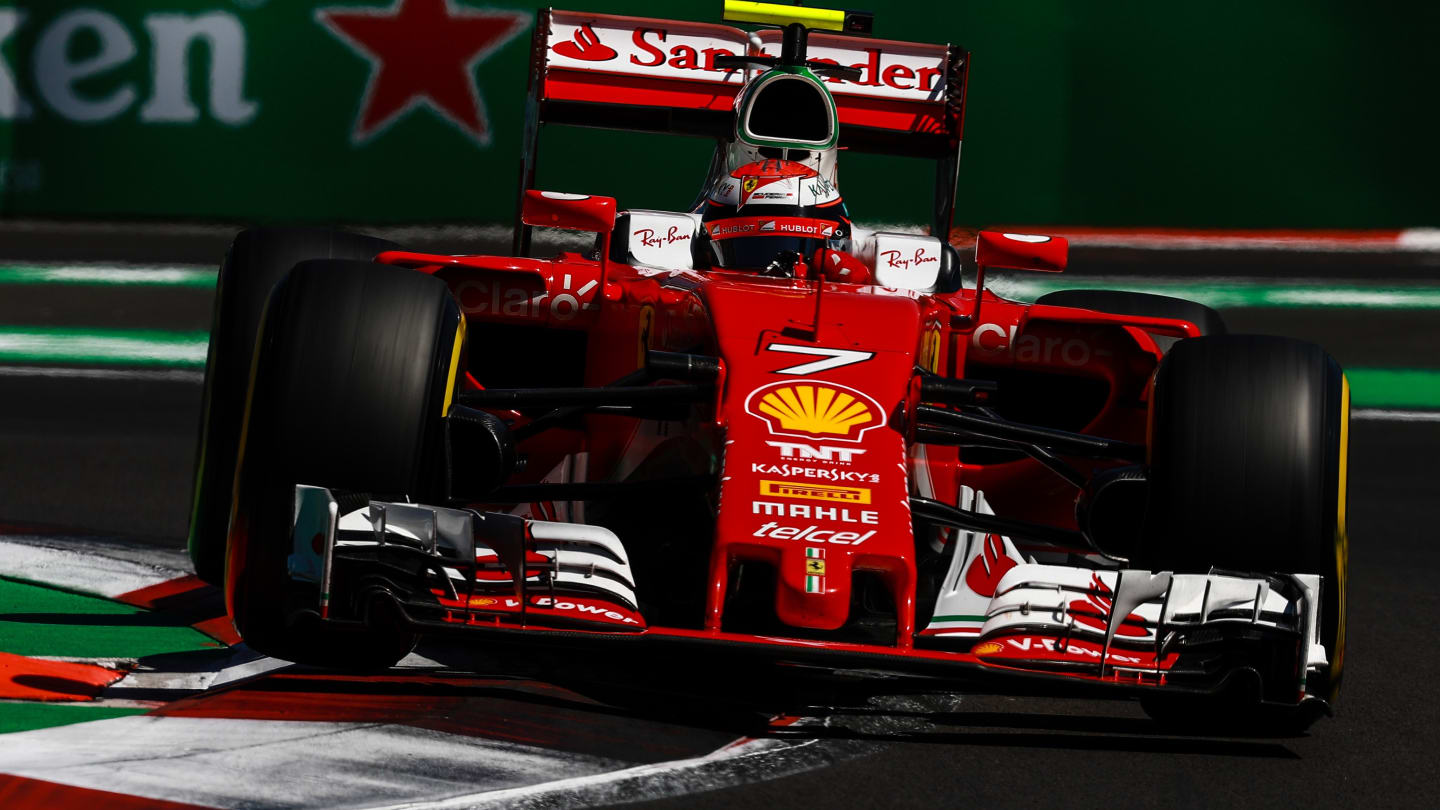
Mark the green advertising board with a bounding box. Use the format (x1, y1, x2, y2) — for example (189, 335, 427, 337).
(0, 1, 1436, 228)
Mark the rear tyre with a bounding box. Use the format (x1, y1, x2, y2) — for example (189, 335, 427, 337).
(1140, 335, 1349, 726)
(189, 228, 397, 586)
(228, 259, 465, 668)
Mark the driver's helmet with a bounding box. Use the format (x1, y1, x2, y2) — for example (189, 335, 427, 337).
(696, 68, 851, 274)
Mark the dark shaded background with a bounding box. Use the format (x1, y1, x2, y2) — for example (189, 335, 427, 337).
(0, 0, 1436, 228)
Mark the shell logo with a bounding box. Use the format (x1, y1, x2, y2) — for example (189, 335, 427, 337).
(972, 641, 1005, 656)
(745, 380, 884, 443)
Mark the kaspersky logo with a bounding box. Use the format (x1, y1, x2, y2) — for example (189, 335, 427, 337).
(745, 380, 884, 443)
(317, 0, 529, 146)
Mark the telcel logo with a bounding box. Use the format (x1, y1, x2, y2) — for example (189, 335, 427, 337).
(765, 441, 866, 463)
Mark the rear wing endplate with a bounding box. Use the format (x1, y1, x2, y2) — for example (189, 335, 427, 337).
(515, 8, 969, 255)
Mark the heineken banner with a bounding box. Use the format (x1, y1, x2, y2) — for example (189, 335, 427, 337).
(0, 1, 1435, 227)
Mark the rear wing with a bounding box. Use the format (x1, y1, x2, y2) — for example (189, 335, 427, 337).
(514, 8, 970, 255)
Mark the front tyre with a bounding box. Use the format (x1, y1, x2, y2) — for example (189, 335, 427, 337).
(1141, 335, 1349, 726)
(227, 259, 465, 669)
(189, 228, 397, 586)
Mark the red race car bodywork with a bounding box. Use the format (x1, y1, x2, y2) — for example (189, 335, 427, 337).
(217, 7, 1343, 728)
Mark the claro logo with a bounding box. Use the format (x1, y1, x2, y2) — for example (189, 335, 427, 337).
(971, 323, 1108, 368)
(745, 380, 884, 443)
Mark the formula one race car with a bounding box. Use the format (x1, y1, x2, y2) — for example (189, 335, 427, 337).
(188, 2, 1349, 732)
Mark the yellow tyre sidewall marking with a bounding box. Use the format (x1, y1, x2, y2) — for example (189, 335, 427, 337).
(442, 314, 467, 416)
(1333, 373, 1350, 689)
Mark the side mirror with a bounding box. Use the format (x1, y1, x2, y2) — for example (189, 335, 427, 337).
(521, 190, 617, 234)
(864, 232, 946, 291)
(975, 230, 1068, 274)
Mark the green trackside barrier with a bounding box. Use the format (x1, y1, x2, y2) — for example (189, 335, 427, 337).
(0, 1, 1436, 228)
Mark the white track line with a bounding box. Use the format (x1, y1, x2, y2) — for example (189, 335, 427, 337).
(1352, 408, 1440, 422)
(0, 717, 630, 809)
(0, 365, 204, 382)
(0, 536, 191, 598)
(104, 648, 288, 699)
(0, 265, 217, 285)
(1397, 228, 1440, 250)
(0, 700, 873, 810)
(1032, 227, 1440, 252)
(377, 736, 825, 810)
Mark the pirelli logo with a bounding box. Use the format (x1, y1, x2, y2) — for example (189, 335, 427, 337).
(759, 479, 872, 505)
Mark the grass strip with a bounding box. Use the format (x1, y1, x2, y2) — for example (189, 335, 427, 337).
(0, 577, 216, 659)
(0, 702, 148, 735)
(1346, 369, 1440, 410)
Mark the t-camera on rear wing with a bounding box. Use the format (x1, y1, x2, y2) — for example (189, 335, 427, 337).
(513, 4, 969, 255)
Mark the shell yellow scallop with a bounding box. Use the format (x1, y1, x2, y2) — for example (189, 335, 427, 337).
(756, 383, 875, 437)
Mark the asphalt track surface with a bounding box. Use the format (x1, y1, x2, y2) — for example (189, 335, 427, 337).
(1, 227, 1438, 808)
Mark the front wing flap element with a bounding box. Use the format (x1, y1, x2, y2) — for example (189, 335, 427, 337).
(931, 562, 1327, 698)
(290, 487, 1326, 706)
(291, 486, 644, 631)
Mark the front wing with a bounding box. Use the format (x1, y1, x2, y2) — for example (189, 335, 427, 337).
(288, 486, 1330, 710)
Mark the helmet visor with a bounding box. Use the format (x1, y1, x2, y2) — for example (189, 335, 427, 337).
(704, 216, 843, 271)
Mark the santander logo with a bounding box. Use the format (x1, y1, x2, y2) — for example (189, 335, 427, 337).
(546, 14, 947, 102)
(552, 23, 617, 61)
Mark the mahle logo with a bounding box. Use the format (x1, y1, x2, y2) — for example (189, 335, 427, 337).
(0, 9, 257, 124)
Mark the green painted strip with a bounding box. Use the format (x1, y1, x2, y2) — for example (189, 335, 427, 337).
(0, 265, 216, 288)
(0, 577, 216, 659)
(992, 277, 1440, 309)
(929, 614, 988, 623)
(0, 319, 1435, 408)
(2, 262, 1440, 311)
(1348, 369, 1440, 409)
(0, 327, 208, 367)
(0, 703, 149, 735)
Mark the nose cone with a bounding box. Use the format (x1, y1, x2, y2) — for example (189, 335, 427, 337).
(700, 278, 921, 640)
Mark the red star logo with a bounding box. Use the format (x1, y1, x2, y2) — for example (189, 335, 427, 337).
(317, 0, 530, 146)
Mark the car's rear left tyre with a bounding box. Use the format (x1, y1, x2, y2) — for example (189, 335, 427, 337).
(227, 259, 464, 668)
(1140, 334, 1349, 728)
(189, 228, 397, 586)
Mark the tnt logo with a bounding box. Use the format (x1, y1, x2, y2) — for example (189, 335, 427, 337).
(745, 380, 884, 443)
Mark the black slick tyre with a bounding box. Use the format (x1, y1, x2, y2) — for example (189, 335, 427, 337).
(1140, 335, 1349, 727)
(189, 228, 397, 586)
(228, 259, 465, 669)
